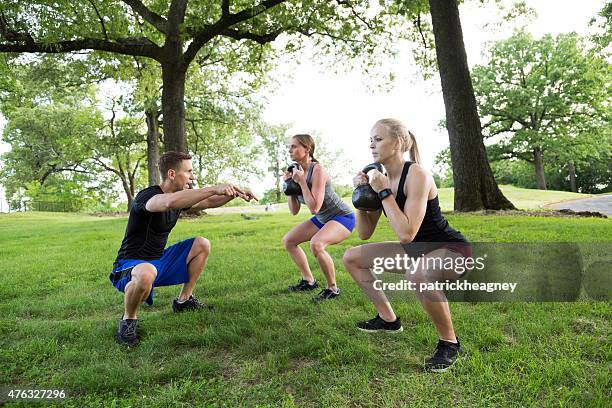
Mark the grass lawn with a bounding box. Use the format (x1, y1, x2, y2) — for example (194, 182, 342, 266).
(0, 211, 610, 407)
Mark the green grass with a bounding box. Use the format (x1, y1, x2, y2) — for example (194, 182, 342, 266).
(0, 211, 610, 407)
(436, 185, 593, 211)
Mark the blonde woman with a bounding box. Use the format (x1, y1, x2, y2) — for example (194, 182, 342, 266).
(343, 119, 471, 372)
(282, 134, 355, 302)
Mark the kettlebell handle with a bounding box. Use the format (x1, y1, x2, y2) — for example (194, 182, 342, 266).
(362, 162, 383, 175)
(287, 162, 301, 173)
(352, 162, 384, 211)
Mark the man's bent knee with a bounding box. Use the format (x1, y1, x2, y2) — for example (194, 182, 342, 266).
(194, 236, 211, 255)
(131, 264, 157, 288)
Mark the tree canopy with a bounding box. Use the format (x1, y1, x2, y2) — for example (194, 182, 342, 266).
(0, 0, 396, 152)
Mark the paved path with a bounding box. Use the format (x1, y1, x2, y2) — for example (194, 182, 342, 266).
(548, 194, 612, 216)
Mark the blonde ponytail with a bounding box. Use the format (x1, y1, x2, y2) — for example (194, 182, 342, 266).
(407, 130, 421, 164)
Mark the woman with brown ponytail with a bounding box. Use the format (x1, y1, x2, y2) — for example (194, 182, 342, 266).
(343, 119, 471, 372)
(282, 134, 355, 302)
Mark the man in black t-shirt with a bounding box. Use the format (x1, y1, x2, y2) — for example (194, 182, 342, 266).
(110, 151, 257, 346)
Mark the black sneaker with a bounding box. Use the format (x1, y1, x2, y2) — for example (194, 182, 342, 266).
(117, 318, 139, 346)
(356, 314, 403, 333)
(311, 288, 341, 302)
(172, 295, 214, 313)
(288, 279, 318, 292)
(424, 339, 465, 372)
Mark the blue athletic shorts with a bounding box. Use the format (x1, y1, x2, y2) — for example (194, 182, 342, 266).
(310, 213, 355, 232)
(109, 238, 195, 305)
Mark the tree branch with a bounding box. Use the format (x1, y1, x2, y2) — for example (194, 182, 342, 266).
(40, 165, 91, 185)
(415, 12, 428, 48)
(97, 155, 131, 197)
(0, 11, 35, 47)
(222, 0, 230, 17)
(130, 155, 145, 181)
(117, 155, 126, 176)
(121, 0, 168, 34)
(184, 0, 286, 64)
(167, 0, 188, 37)
(92, 157, 123, 178)
(186, 116, 232, 126)
(87, 0, 109, 40)
(219, 27, 282, 44)
(489, 149, 533, 164)
(490, 109, 530, 128)
(110, 101, 119, 137)
(538, 107, 547, 124)
(335, 0, 376, 31)
(0, 36, 161, 60)
(295, 27, 362, 44)
(483, 125, 516, 137)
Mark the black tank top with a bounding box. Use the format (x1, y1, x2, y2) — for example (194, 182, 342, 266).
(388, 161, 467, 243)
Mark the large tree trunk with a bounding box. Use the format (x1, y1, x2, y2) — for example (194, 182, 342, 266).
(429, 0, 514, 211)
(161, 63, 187, 153)
(145, 109, 161, 186)
(533, 148, 547, 190)
(568, 161, 577, 192)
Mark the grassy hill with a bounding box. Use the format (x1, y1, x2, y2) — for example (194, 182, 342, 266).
(436, 185, 593, 211)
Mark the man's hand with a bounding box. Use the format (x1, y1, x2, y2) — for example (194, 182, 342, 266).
(239, 188, 259, 202)
(367, 169, 390, 193)
(214, 183, 244, 198)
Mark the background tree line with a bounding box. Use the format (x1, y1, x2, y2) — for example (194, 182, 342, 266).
(0, 1, 610, 211)
(435, 18, 611, 194)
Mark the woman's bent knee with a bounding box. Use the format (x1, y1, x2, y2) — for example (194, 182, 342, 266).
(310, 239, 327, 257)
(282, 234, 296, 249)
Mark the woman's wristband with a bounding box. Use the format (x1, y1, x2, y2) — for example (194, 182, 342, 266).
(378, 188, 393, 201)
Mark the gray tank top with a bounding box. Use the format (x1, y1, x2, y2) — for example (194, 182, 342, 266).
(297, 162, 353, 223)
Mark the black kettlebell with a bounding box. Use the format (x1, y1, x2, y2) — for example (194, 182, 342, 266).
(283, 163, 303, 196)
(352, 163, 384, 211)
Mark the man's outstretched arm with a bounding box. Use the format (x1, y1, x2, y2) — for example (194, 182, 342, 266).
(191, 188, 259, 210)
(145, 184, 244, 212)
